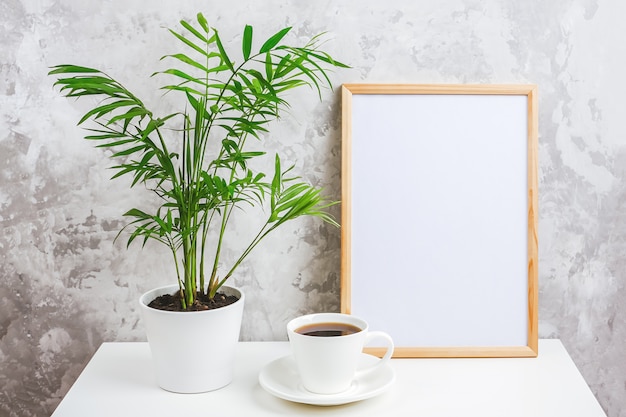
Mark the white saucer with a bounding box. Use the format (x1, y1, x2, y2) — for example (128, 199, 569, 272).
(258, 353, 395, 406)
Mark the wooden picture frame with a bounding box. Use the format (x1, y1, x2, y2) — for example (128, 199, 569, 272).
(341, 84, 538, 358)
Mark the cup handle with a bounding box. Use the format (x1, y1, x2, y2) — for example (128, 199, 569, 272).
(355, 331, 394, 378)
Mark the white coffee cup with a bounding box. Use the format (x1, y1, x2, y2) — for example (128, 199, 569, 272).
(287, 313, 394, 395)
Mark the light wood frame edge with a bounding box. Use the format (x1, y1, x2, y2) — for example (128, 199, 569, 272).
(340, 85, 354, 316)
(527, 85, 539, 355)
(340, 83, 539, 358)
(364, 345, 538, 358)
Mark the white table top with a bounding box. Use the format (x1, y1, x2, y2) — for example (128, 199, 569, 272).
(51, 339, 606, 417)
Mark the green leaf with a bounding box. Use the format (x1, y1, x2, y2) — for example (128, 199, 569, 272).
(185, 92, 211, 119)
(93, 138, 136, 148)
(264, 52, 273, 82)
(260, 27, 291, 53)
(306, 50, 350, 68)
(242, 25, 253, 60)
(55, 79, 125, 98)
(273, 79, 308, 94)
(274, 53, 293, 78)
(159, 68, 210, 86)
(180, 19, 209, 43)
(78, 99, 137, 125)
(159, 84, 205, 97)
(239, 151, 265, 159)
(270, 154, 281, 217)
(48, 64, 101, 75)
(222, 139, 238, 153)
(107, 107, 150, 126)
(196, 12, 209, 33)
(168, 28, 212, 60)
(111, 144, 146, 158)
(214, 30, 234, 73)
(161, 53, 211, 73)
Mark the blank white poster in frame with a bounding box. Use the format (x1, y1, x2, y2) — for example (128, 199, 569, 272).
(341, 84, 538, 358)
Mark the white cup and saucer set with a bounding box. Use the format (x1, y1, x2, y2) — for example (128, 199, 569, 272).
(258, 313, 396, 406)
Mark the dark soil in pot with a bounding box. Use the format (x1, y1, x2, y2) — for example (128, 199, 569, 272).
(148, 291, 239, 312)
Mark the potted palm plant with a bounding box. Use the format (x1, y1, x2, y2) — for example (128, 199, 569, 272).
(49, 13, 346, 393)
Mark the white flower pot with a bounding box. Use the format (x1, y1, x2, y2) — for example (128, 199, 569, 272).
(139, 284, 245, 393)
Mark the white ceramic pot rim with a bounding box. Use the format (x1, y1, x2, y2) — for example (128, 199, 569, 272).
(139, 284, 244, 316)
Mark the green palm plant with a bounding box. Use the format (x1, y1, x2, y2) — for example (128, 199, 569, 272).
(49, 13, 347, 310)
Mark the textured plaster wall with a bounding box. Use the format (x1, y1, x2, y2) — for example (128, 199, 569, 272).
(1, 0, 625, 416)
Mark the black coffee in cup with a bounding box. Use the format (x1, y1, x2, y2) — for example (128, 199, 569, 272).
(295, 322, 362, 337)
